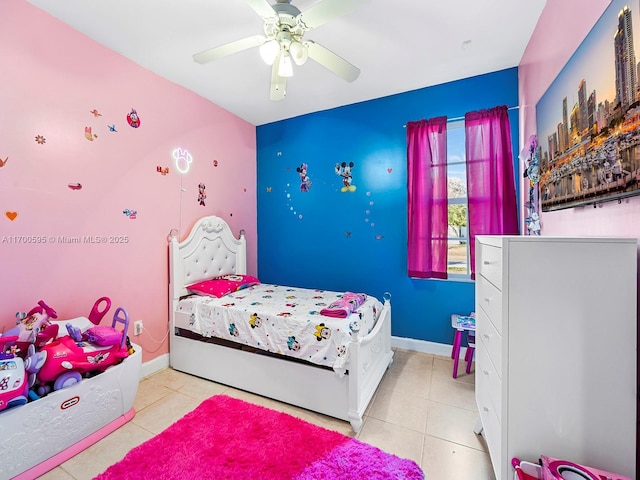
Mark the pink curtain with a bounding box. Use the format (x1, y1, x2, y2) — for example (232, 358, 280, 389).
(407, 117, 448, 279)
(465, 105, 519, 278)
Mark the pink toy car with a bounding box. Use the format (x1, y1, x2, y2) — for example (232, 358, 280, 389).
(0, 339, 46, 411)
(35, 307, 131, 393)
(3, 300, 60, 357)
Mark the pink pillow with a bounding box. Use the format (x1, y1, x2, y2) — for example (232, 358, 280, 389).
(187, 274, 260, 298)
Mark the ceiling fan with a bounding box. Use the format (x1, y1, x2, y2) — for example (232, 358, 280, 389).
(192, 0, 368, 101)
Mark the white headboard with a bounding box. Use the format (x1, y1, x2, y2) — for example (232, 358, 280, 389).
(169, 216, 247, 301)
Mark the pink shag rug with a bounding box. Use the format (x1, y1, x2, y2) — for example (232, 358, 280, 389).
(94, 394, 424, 480)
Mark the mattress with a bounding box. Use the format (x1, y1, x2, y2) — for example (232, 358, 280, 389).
(175, 284, 382, 375)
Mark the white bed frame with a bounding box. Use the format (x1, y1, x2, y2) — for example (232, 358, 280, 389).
(168, 216, 393, 432)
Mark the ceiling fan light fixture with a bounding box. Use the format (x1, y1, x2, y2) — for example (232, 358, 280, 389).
(192, 0, 367, 101)
(259, 39, 280, 65)
(278, 52, 294, 77)
(290, 40, 308, 66)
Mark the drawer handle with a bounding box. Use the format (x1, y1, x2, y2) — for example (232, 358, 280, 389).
(483, 260, 491, 265)
(483, 334, 490, 340)
(483, 370, 490, 376)
(483, 406, 490, 412)
(484, 297, 491, 303)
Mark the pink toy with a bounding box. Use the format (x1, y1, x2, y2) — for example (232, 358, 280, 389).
(34, 307, 131, 394)
(88, 297, 111, 325)
(0, 340, 46, 411)
(540, 455, 630, 480)
(512, 458, 542, 480)
(2, 300, 59, 356)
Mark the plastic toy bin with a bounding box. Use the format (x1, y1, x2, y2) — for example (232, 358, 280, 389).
(0, 342, 141, 480)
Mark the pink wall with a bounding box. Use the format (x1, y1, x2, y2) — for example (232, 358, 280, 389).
(517, 0, 640, 236)
(520, 3, 639, 471)
(0, 1, 257, 363)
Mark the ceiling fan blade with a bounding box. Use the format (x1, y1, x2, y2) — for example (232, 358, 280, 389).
(305, 40, 360, 82)
(193, 35, 265, 64)
(270, 60, 286, 101)
(244, 0, 277, 20)
(298, 0, 369, 29)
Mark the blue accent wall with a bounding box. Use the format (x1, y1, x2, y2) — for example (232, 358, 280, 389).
(256, 67, 520, 345)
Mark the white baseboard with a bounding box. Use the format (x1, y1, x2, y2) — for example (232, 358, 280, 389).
(391, 336, 468, 358)
(139, 353, 170, 379)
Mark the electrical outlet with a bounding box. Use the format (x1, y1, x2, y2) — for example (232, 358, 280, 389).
(134, 320, 143, 336)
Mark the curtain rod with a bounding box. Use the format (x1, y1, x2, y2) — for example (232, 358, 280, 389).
(404, 105, 519, 127)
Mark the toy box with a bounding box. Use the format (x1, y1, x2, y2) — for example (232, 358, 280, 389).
(0, 338, 141, 479)
(540, 455, 631, 480)
(513, 456, 631, 480)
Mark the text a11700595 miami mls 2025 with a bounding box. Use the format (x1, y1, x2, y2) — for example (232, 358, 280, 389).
(1, 234, 130, 244)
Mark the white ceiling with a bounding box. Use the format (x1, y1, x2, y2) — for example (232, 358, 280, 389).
(26, 0, 547, 126)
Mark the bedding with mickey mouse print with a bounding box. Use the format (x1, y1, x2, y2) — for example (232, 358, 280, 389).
(175, 284, 381, 376)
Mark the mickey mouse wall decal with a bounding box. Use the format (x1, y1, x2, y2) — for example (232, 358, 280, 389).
(335, 162, 356, 192)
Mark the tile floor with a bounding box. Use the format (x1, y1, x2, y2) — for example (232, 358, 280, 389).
(38, 349, 496, 480)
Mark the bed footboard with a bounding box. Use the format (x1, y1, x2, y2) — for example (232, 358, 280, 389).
(347, 296, 393, 431)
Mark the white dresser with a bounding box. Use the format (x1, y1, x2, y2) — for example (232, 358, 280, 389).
(475, 236, 637, 480)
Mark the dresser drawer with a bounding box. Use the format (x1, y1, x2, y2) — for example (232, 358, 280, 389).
(477, 307, 502, 380)
(477, 242, 503, 290)
(476, 373, 501, 477)
(476, 341, 502, 418)
(476, 274, 503, 336)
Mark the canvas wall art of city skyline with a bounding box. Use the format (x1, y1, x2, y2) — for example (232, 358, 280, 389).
(536, 0, 640, 211)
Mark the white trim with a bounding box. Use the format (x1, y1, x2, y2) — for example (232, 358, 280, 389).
(391, 335, 468, 358)
(139, 353, 170, 379)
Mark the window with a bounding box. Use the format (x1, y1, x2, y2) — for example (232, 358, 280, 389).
(446, 121, 470, 278)
(406, 106, 518, 281)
